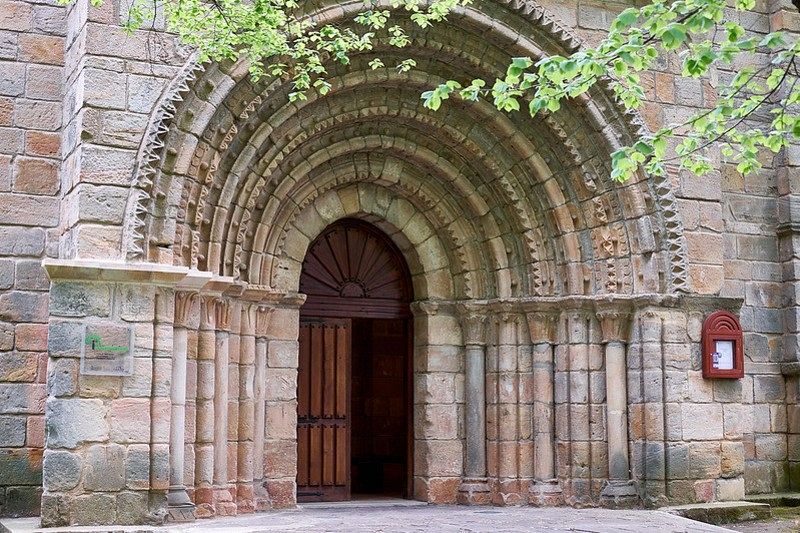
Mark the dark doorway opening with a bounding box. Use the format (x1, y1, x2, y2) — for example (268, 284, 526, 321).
(296, 219, 413, 503)
(350, 318, 410, 498)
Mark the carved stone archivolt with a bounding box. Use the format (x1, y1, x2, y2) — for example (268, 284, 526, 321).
(122, 0, 690, 299)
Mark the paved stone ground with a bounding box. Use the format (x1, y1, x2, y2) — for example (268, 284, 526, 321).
(727, 506, 800, 533)
(174, 505, 735, 533)
(1, 502, 740, 533)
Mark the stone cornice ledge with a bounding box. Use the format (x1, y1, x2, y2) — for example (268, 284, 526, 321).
(43, 259, 206, 286)
(411, 294, 744, 315)
(42, 260, 305, 307)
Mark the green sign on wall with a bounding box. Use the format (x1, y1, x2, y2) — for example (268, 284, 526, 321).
(80, 323, 134, 376)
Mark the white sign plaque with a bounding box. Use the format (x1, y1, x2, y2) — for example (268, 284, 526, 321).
(80, 323, 134, 376)
(712, 339, 734, 371)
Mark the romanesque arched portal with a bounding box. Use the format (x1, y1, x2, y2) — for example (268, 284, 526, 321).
(39, 0, 747, 527)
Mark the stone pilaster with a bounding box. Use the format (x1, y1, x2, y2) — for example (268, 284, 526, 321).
(596, 306, 638, 504)
(456, 304, 490, 505)
(167, 291, 197, 522)
(525, 311, 563, 506)
(410, 300, 463, 504)
(262, 293, 305, 509)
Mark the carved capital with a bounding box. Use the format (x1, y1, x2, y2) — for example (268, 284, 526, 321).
(174, 291, 198, 328)
(596, 309, 632, 344)
(240, 303, 258, 335)
(411, 300, 440, 317)
(457, 304, 487, 346)
(526, 311, 559, 344)
(255, 306, 274, 337)
(215, 300, 232, 331)
(199, 296, 218, 328)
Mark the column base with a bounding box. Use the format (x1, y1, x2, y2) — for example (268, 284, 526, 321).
(166, 487, 196, 522)
(253, 479, 271, 511)
(236, 482, 255, 513)
(213, 486, 238, 516)
(457, 478, 492, 505)
(529, 479, 563, 506)
(600, 480, 639, 508)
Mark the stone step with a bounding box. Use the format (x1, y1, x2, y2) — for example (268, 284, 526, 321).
(659, 501, 771, 525)
(744, 492, 800, 507)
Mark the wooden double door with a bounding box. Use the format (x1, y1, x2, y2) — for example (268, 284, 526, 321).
(296, 317, 411, 502)
(296, 219, 413, 502)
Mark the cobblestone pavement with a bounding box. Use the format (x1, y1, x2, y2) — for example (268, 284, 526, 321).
(168, 503, 734, 533)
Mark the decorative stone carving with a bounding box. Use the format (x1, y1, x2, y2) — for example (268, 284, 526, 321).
(255, 306, 274, 338)
(411, 300, 440, 317)
(525, 311, 559, 345)
(174, 292, 198, 329)
(214, 300, 232, 332)
(596, 308, 632, 344)
(457, 304, 488, 346)
(199, 296, 217, 328)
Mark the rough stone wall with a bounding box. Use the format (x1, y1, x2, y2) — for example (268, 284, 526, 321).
(41, 279, 172, 526)
(0, 0, 66, 517)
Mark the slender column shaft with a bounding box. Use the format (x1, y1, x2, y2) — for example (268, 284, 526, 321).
(605, 340, 630, 481)
(532, 341, 555, 480)
(170, 326, 189, 488)
(253, 337, 267, 483)
(213, 326, 230, 486)
(465, 343, 486, 478)
(195, 297, 217, 494)
(236, 304, 256, 510)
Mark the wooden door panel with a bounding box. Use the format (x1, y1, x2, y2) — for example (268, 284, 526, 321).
(297, 319, 350, 502)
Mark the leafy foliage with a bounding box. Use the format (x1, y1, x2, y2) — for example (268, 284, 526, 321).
(423, 0, 800, 181)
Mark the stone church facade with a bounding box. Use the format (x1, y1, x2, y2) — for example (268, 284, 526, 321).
(0, 0, 798, 526)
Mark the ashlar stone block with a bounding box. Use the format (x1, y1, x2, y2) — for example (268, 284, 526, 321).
(84, 443, 125, 491)
(42, 450, 81, 492)
(45, 397, 108, 449)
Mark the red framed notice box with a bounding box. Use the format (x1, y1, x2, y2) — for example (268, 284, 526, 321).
(701, 310, 744, 379)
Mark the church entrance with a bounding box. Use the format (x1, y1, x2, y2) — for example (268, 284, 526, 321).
(295, 219, 413, 502)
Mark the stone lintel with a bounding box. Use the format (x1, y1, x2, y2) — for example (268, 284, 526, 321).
(410, 294, 743, 317)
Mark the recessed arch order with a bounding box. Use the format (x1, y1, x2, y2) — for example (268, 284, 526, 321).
(121, 0, 690, 300)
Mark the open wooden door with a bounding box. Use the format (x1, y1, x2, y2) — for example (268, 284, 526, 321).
(296, 319, 350, 502)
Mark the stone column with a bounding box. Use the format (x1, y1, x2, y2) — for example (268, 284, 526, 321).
(213, 299, 236, 515)
(526, 311, 563, 505)
(597, 307, 637, 501)
(253, 305, 273, 510)
(457, 304, 490, 505)
(236, 303, 257, 513)
(495, 308, 521, 504)
(194, 295, 217, 517)
(167, 291, 198, 521)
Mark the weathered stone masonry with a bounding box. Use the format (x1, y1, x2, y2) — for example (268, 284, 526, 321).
(1, 0, 800, 526)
